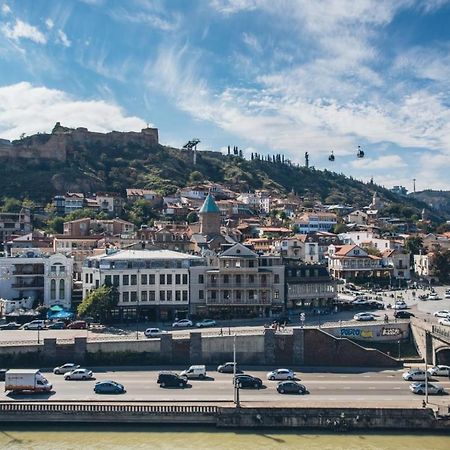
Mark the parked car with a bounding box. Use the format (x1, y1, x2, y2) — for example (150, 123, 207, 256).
(438, 318, 450, 327)
(0, 368, 8, 382)
(66, 320, 87, 329)
(0, 322, 21, 330)
(353, 312, 377, 321)
(172, 319, 193, 328)
(144, 327, 167, 338)
(180, 365, 207, 379)
(402, 368, 429, 381)
(195, 319, 216, 328)
(444, 290, 450, 299)
(217, 362, 238, 373)
(393, 301, 408, 310)
(394, 311, 415, 319)
(266, 368, 296, 381)
(367, 301, 385, 310)
(53, 363, 80, 374)
(22, 320, 45, 330)
(277, 380, 307, 394)
(351, 298, 368, 306)
(427, 365, 450, 377)
(234, 374, 262, 389)
(157, 372, 188, 388)
(94, 380, 125, 394)
(427, 293, 440, 300)
(410, 382, 444, 395)
(434, 310, 450, 318)
(64, 368, 94, 380)
(47, 321, 66, 330)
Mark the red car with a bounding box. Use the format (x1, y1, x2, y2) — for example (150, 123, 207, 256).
(66, 320, 87, 329)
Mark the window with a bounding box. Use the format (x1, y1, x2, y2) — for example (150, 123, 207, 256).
(175, 290, 181, 301)
(235, 274, 241, 284)
(182, 274, 188, 284)
(224, 290, 230, 299)
(274, 289, 280, 299)
(199, 290, 204, 300)
(104, 275, 111, 286)
(175, 274, 181, 284)
(149, 291, 155, 301)
(249, 260, 255, 268)
(51, 265, 57, 273)
(123, 292, 129, 302)
(160, 274, 165, 285)
(123, 275, 129, 286)
(149, 274, 155, 285)
(167, 290, 172, 301)
(182, 291, 188, 301)
(274, 274, 280, 284)
(85, 273, 89, 283)
(160, 291, 165, 301)
(141, 291, 148, 302)
(89, 273, 93, 284)
(198, 274, 204, 284)
(249, 274, 255, 283)
(131, 274, 137, 285)
(211, 291, 217, 300)
(141, 274, 148, 285)
(130, 291, 137, 302)
(50, 279, 56, 300)
(223, 274, 229, 284)
(113, 275, 120, 287)
(236, 290, 241, 300)
(167, 274, 172, 285)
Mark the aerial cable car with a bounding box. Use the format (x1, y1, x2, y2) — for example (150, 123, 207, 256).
(357, 145, 365, 158)
(328, 150, 335, 162)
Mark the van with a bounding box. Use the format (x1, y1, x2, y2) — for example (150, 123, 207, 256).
(22, 320, 45, 330)
(180, 365, 206, 379)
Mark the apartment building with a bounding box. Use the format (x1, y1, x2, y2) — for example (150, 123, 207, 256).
(295, 212, 337, 233)
(0, 209, 32, 245)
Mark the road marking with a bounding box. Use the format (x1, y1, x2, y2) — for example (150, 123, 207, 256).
(363, 375, 371, 378)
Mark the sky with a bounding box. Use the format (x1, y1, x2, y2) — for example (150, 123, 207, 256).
(1, 1, 450, 192)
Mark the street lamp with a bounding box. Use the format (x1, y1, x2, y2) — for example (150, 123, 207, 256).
(233, 333, 240, 407)
(424, 332, 429, 404)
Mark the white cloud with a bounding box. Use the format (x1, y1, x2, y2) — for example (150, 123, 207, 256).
(1, 3, 11, 15)
(2, 19, 47, 44)
(242, 32, 262, 53)
(45, 18, 54, 30)
(0, 82, 148, 140)
(57, 29, 71, 47)
(350, 155, 407, 170)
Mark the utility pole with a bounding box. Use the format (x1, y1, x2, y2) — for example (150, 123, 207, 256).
(233, 334, 240, 407)
(413, 178, 416, 193)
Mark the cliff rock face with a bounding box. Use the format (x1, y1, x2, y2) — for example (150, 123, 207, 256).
(0, 123, 159, 162)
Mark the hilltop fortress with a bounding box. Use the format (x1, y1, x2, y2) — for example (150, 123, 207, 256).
(0, 123, 159, 162)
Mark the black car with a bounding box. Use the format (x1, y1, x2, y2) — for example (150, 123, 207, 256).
(157, 372, 188, 388)
(234, 374, 263, 389)
(394, 310, 415, 319)
(277, 380, 307, 394)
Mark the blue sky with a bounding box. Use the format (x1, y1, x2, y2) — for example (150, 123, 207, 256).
(1, 0, 450, 191)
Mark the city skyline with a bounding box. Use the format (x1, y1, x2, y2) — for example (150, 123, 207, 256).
(1, 0, 450, 190)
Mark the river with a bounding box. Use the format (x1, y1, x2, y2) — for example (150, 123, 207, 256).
(0, 425, 449, 450)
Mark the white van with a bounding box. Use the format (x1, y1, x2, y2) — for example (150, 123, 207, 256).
(180, 365, 206, 379)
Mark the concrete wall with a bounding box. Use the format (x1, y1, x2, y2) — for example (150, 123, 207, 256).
(323, 322, 410, 342)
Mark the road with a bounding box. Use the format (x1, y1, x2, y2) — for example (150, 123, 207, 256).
(2, 368, 450, 407)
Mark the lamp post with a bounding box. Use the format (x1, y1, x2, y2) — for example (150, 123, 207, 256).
(398, 339, 401, 359)
(424, 332, 429, 404)
(233, 333, 240, 407)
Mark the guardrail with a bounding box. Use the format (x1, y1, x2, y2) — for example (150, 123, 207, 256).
(432, 325, 450, 343)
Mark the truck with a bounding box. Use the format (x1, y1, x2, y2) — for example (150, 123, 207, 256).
(4, 369, 52, 393)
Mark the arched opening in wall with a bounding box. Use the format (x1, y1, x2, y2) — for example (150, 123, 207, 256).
(435, 347, 450, 365)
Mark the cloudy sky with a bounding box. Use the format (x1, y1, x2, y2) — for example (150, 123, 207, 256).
(1, 1, 450, 191)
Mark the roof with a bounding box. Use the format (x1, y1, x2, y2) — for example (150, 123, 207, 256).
(199, 193, 220, 214)
(89, 249, 203, 261)
(334, 244, 358, 256)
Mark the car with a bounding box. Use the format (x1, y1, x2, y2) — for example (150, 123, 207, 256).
(66, 320, 87, 329)
(409, 382, 444, 395)
(351, 298, 368, 306)
(195, 319, 216, 328)
(180, 365, 207, 379)
(427, 365, 450, 377)
(47, 321, 65, 330)
(172, 319, 193, 328)
(22, 320, 45, 330)
(402, 369, 429, 381)
(394, 311, 415, 319)
(94, 380, 126, 394)
(64, 368, 93, 380)
(157, 372, 188, 388)
(266, 368, 296, 381)
(445, 293, 450, 299)
(367, 301, 385, 310)
(0, 322, 21, 330)
(234, 374, 263, 389)
(277, 380, 307, 394)
(427, 293, 440, 300)
(438, 318, 450, 327)
(0, 369, 8, 382)
(217, 362, 238, 373)
(434, 310, 450, 318)
(144, 327, 167, 338)
(353, 312, 376, 321)
(393, 301, 408, 310)
(53, 363, 80, 374)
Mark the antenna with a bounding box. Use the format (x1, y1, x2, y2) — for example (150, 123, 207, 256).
(304, 152, 309, 168)
(413, 178, 416, 193)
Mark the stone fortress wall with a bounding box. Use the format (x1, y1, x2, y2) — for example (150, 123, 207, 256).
(0, 123, 159, 162)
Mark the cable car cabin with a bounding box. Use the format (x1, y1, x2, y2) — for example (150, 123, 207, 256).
(328, 151, 335, 162)
(357, 146, 365, 158)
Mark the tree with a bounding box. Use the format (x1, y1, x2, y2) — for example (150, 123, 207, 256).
(434, 250, 450, 283)
(77, 286, 118, 323)
(186, 211, 198, 223)
(1, 197, 22, 213)
(333, 223, 348, 234)
(189, 170, 203, 183)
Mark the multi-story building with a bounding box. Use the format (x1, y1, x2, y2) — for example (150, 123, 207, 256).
(64, 193, 85, 215)
(95, 192, 124, 215)
(6, 231, 54, 256)
(382, 248, 411, 282)
(190, 243, 285, 318)
(338, 231, 394, 251)
(327, 244, 393, 283)
(295, 212, 337, 233)
(272, 235, 319, 263)
(0, 251, 73, 308)
(285, 262, 336, 310)
(63, 218, 134, 237)
(82, 249, 206, 322)
(0, 209, 32, 246)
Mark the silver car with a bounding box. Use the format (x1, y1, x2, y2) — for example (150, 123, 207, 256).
(427, 365, 450, 377)
(410, 382, 444, 395)
(53, 363, 80, 374)
(267, 368, 296, 380)
(65, 368, 94, 380)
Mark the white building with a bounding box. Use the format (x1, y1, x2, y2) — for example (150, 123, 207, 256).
(82, 249, 206, 322)
(295, 212, 337, 233)
(0, 252, 73, 309)
(338, 231, 394, 252)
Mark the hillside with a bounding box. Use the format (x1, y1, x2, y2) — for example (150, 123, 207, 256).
(0, 128, 439, 219)
(410, 190, 450, 217)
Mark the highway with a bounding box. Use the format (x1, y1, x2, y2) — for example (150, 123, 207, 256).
(2, 368, 450, 407)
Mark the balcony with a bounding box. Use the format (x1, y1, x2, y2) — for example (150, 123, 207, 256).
(12, 265, 44, 276)
(206, 296, 271, 306)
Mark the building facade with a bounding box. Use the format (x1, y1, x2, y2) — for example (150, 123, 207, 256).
(0, 209, 32, 246)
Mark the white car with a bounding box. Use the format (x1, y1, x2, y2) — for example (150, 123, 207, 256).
(393, 301, 408, 310)
(427, 293, 440, 300)
(144, 328, 167, 338)
(438, 318, 450, 327)
(433, 310, 450, 318)
(172, 319, 193, 328)
(353, 312, 376, 321)
(402, 369, 429, 381)
(65, 368, 94, 380)
(53, 363, 80, 374)
(427, 365, 450, 377)
(22, 320, 46, 330)
(351, 298, 368, 306)
(445, 293, 450, 299)
(410, 382, 444, 395)
(196, 319, 217, 328)
(266, 368, 296, 381)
